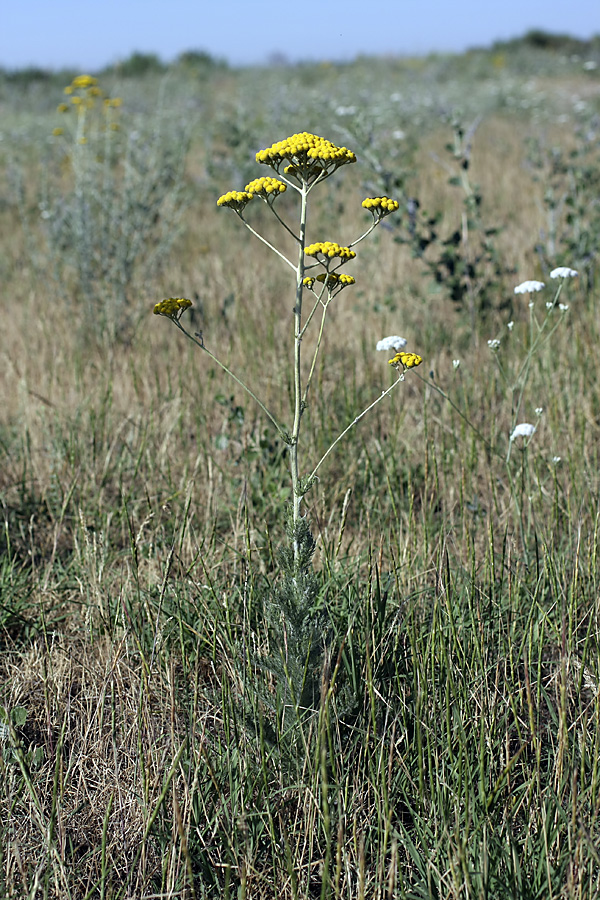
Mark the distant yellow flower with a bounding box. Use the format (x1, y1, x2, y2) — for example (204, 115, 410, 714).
(64, 85, 73, 95)
(89, 86, 103, 97)
(108, 97, 123, 107)
(52, 127, 64, 136)
(72, 74, 98, 88)
(78, 137, 88, 144)
(57, 103, 69, 113)
(388, 351, 422, 371)
(70, 96, 83, 105)
(153, 297, 193, 319)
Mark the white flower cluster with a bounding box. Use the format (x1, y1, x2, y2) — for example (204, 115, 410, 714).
(376, 335, 407, 352)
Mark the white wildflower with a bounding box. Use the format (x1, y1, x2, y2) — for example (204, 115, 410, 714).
(507, 321, 514, 331)
(514, 280, 545, 294)
(535, 407, 543, 417)
(487, 339, 501, 351)
(510, 423, 536, 442)
(376, 335, 407, 352)
(550, 267, 578, 279)
(546, 301, 553, 309)
(559, 303, 569, 312)
(528, 301, 535, 308)
(552, 456, 561, 464)
(452, 359, 460, 370)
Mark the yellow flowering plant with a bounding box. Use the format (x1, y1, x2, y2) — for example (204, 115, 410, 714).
(155, 131, 422, 565)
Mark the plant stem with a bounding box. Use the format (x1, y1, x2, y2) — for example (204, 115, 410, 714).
(290, 183, 309, 556)
(173, 321, 286, 439)
(308, 375, 406, 485)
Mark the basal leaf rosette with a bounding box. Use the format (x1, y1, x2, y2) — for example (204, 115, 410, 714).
(256, 132, 356, 184)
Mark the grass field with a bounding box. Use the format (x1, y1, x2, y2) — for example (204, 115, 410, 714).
(1, 34, 600, 898)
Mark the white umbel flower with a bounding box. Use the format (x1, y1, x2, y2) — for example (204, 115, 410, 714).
(514, 280, 545, 294)
(510, 423, 536, 442)
(550, 267, 578, 278)
(376, 335, 407, 352)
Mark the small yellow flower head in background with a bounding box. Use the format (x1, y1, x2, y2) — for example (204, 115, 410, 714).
(71, 74, 98, 89)
(305, 242, 356, 265)
(64, 85, 74, 95)
(217, 190, 254, 213)
(153, 297, 193, 320)
(362, 196, 400, 221)
(245, 176, 287, 200)
(388, 351, 423, 373)
(256, 132, 356, 183)
(70, 96, 83, 106)
(57, 103, 69, 114)
(303, 276, 316, 289)
(52, 127, 64, 137)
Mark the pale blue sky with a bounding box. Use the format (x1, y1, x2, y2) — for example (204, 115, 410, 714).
(2, 0, 599, 70)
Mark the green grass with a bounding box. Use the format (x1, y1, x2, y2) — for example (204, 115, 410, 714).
(1, 36, 600, 898)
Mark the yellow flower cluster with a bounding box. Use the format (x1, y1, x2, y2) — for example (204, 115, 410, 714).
(217, 191, 254, 211)
(305, 242, 356, 263)
(388, 351, 423, 370)
(244, 176, 287, 196)
(256, 132, 356, 182)
(316, 273, 355, 286)
(71, 74, 98, 89)
(362, 196, 400, 216)
(153, 297, 193, 319)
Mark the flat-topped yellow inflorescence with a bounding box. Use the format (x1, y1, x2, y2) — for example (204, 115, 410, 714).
(316, 273, 355, 286)
(244, 176, 287, 196)
(153, 297, 193, 319)
(256, 133, 356, 181)
(388, 351, 422, 371)
(217, 191, 254, 211)
(305, 242, 356, 263)
(362, 196, 400, 216)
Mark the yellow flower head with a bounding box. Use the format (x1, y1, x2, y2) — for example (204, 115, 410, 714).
(70, 96, 83, 105)
(216, 191, 254, 212)
(57, 103, 69, 113)
(64, 85, 73, 95)
(305, 242, 356, 264)
(71, 74, 98, 89)
(362, 196, 400, 219)
(316, 272, 355, 287)
(244, 176, 287, 198)
(109, 97, 123, 107)
(388, 351, 423, 371)
(153, 297, 193, 319)
(52, 127, 64, 136)
(256, 132, 356, 182)
(303, 276, 316, 289)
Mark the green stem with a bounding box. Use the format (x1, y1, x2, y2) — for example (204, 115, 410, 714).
(173, 321, 286, 439)
(239, 217, 296, 271)
(290, 183, 309, 554)
(308, 374, 406, 485)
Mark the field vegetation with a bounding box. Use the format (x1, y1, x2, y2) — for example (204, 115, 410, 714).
(1, 31, 600, 898)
